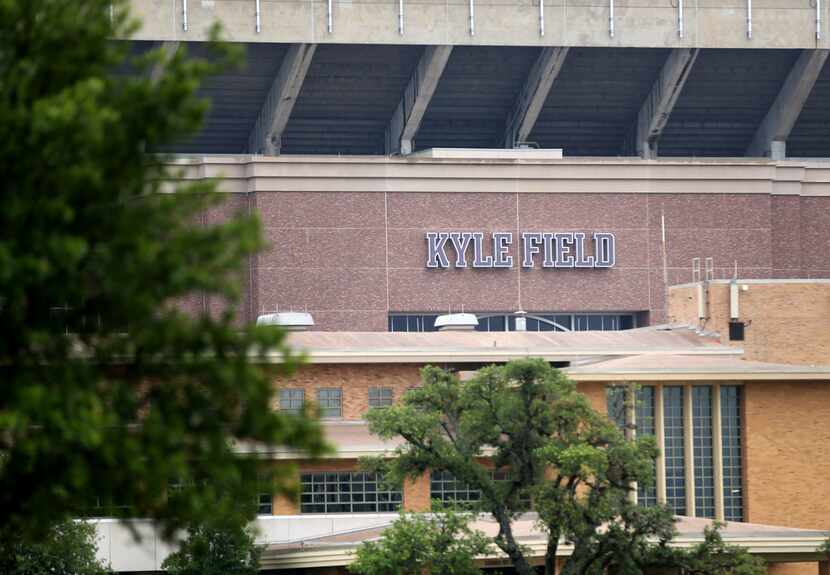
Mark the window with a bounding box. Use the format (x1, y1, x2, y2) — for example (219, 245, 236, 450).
(317, 388, 342, 418)
(300, 472, 402, 513)
(368, 387, 393, 408)
(389, 314, 438, 332)
(430, 470, 482, 504)
(430, 470, 528, 509)
(605, 386, 656, 507)
(606, 384, 744, 521)
(636, 386, 657, 507)
(280, 389, 304, 414)
(258, 493, 273, 515)
(721, 386, 743, 522)
(692, 386, 715, 518)
(389, 313, 636, 333)
(663, 386, 687, 515)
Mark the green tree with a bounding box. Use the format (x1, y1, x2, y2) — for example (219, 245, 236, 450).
(0, 0, 327, 544)
(162, 516, 261, 575)
(365, 359, 671, 575)
(0, 519, 110, 575)
(349, 510, 491, 575)
(646, 523, 765, 575)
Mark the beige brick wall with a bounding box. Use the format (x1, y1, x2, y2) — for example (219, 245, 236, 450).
(668, 282, 830, 365)
(744, 381, 830, 530)
(276, 364, 423, 419)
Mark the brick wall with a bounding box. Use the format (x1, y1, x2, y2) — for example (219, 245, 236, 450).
(668, 281, 830, 365)
(744, 381, 830, 530)
(277, 364, 423, 419)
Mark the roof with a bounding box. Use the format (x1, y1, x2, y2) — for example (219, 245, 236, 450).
(276, 326, 739, 364)
(259, 514, 830, 570)
(566, 354, 830, 381)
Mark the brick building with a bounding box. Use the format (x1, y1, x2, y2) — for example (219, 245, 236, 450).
(95, 155, 830, 573)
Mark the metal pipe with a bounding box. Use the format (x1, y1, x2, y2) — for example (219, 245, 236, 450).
(817, 0, 822, 40)
(746, 0, 752, 38)
(539, 0, 545, 36)
(327, 0, 333, 33)
(256, 0, 261, 33)
(609, 0, 614, 38)
(398, 0, 404, 34)
(469, 0, 475, 36)
(182, 0, 188, 31)
(678, 0, 684, 39)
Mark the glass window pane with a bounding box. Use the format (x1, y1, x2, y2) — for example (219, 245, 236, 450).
(663, 386, 687, 515)
(300, 471, 401, 514)
(693, 386, 715, 518)
(721, 386, 744, 522)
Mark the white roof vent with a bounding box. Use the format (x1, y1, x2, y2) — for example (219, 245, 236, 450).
(256, 312, 315, 331)
(434, 313, 479, 331)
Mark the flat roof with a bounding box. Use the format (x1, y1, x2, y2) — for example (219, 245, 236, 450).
(276, 326, 740, 364)
(566, 354, 830, 381)
(260, 514, 830, 570)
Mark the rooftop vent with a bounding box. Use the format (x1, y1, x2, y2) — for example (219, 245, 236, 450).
(256, 312, 315, 331)
(434, 313, 479, 331)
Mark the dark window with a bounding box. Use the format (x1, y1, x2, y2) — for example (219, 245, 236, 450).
(280, 389, 304, 414)
(390, 313, 635, 332)
(388, 315, 438, 332)
(636, 386, 657, 507)
(257, 493, 273, 515)
(317, 388, 342, 418)
(300, 472, 401, 514)
(605, 386, 656, 507)
(693, 386, 715, 518)
(429, 470, 528, 509)
(663, 386, 687, 515)
(721, 386, 744, 521)
(729, 321, 745, 341)
(368, 387, 394, 408)
(475, 315, 506, 332)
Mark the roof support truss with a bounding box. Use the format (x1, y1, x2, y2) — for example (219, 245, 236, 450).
(746, 49, 829, 160)
(632, 48, 698, 159)
(503, 47, 569, 148)
(248, 43, 317, 155)
(385, 45, 453, 156)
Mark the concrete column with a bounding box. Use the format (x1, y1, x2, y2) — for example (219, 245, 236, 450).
(684, 384, 696, 517)
(386, 46, 453, 155)
(632, 48, 699, 158)
(503, 46, 569, 148)
(655, 384, 667, 505)
(248, 43, 317, 155)
(713, 383, 725, 521)
(746, 49, 829, 159)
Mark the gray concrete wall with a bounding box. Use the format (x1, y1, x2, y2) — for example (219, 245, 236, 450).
(128, 0, 829, 48)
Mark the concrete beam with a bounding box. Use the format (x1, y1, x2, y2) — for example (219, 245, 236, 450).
(633, 48, 699, 159)
(248, 44, 316, 155)
(746, 49, 829, 159)
(385, 45, 453, 155)
(503, 47, 569, 148)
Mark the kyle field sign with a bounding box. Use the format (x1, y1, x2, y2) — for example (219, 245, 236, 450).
(425, 231, 615, 269)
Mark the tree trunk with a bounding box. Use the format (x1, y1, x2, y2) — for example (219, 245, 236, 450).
(544, 532, 559, 575)
(495, 514, 535, 575)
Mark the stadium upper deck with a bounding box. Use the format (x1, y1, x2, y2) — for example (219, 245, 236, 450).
(124, 2, 830, 158)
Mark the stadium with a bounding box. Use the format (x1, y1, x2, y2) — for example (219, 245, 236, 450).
(100, 1, 830, 572)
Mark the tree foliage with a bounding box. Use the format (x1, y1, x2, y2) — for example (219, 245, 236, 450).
(349, 510, 491, 575)
(365, 359, 672, 575)
(646, 523, 766, 575)
(0, 0, 327, 544)
(161, 516, 262, 575)
(0, 519, 110, 575)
